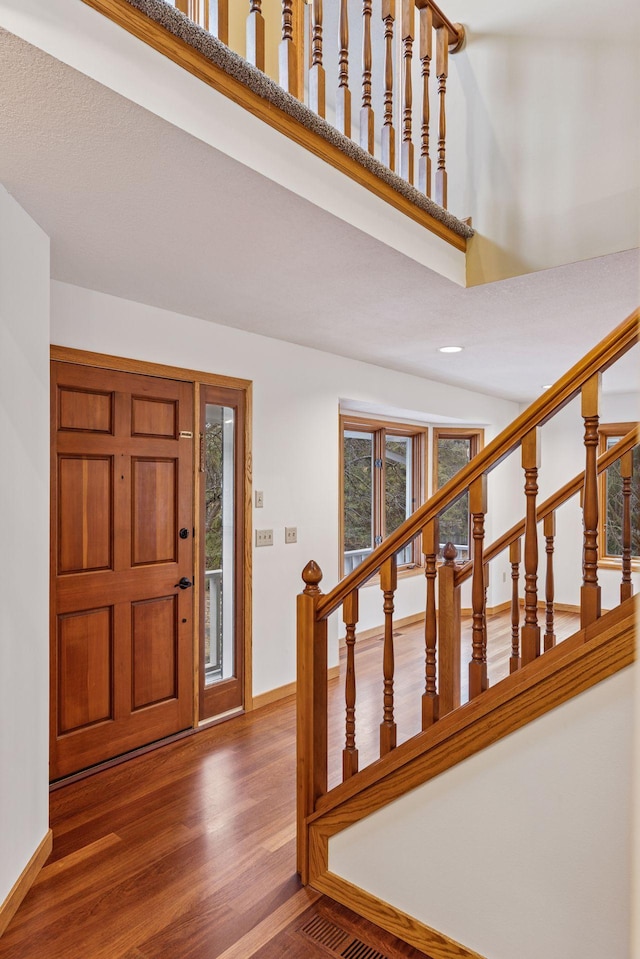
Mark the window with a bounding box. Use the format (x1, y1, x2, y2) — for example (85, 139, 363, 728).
(432, 428, 484, 561)
(341, 416, 426, 577)
(598, 424, 639, 565)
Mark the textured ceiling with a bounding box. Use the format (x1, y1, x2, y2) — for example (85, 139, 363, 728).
(0, 27, 638, 402)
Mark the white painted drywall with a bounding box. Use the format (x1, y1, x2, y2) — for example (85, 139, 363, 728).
(445, 0, 640, 283)
(0, 187, 50, 905)
(50, 280, 519, 696)
(330, 666, 634, 959)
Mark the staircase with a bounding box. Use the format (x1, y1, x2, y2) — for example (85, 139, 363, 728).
(296, 309, 638, 959)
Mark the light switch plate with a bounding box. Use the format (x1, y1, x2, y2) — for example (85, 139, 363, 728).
(285, 527, 297, 544)
(255, 529, 273, 547)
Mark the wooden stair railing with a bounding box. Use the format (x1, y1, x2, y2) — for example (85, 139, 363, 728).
(296, 307, 639, 882)
(164, 0, 465, 211)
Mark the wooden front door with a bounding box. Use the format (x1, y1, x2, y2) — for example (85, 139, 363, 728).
(50, 362, 194, 780)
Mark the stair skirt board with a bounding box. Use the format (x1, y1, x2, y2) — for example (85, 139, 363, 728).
(309, 875, 487, 959)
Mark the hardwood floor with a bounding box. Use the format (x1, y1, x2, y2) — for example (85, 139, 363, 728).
(0, 609, 579, 958)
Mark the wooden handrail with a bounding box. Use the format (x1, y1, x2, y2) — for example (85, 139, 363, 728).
(454, 426, 640, 586)
(316, 307, 639, 619)
(416, 0, 464, 47)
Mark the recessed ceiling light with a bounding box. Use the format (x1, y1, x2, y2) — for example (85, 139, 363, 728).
(438, 346, 463, 353)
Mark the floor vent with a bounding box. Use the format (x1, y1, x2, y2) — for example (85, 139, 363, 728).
(341, 940, 388, 959)
(301, 913, 390, 959)
(301, 915, 350, 951)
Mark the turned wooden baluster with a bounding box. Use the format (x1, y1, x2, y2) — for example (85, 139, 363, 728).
(280, 0, 301, 100)
(483, 561, 490, 637)
(379, 555, 397, 755)
(509, 538, 521, 673)
(469, 476, 488, 699)
(336, 0, 351, 137)
(580, 374, 602, 628)
(400, 0, 415, 184)
(620, 450, 634, 602)
(247, 1, 265, 72)
(342, 590, 359, 780)
(296, 561, 327, 882)
(543, 512, 556, 650)
(435, 26, 448, 207)
(422, 521, 439, 728)
(360, 0, 375, 153)
(438, 541, 460, 715)
(309, 0, 326, 117)
(418, 4, 433, 195)
(177, 0, 211, 30)
(381, 0, 396, 171)
(521, 429, 541, 665)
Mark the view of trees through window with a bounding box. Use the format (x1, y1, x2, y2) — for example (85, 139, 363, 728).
(204, 409, 224, 572)
(385, 436, 412, 537)
(342, 422, 421, 574)
(343, 431, 374, 554)
(435, 432, 482, 560)
(604, 437, 639, 557)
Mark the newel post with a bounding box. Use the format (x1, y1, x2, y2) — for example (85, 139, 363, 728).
(437, 541, 461, 716)
(296, 561, 327, 883)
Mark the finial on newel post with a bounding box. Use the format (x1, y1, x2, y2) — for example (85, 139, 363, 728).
(442, 541, 458, 565)
(301, 560, 323, 595)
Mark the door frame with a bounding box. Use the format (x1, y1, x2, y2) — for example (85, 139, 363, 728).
(50, 346, 254, 727)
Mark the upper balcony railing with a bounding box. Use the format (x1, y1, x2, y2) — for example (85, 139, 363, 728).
(166, 0, 466, 213)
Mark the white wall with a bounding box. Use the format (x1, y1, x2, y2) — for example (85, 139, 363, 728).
(0, 187, 50, 904)
(330, 666, 634, 959)
(50, 280, 519, 696)
(445, 0, 640, 284)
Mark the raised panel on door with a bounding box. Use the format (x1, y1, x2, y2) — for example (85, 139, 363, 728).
(51, 361, 195, 780)
(58, 455, 113, 574)
(131, 396, 177, 438)
(131, 458, 177, 566)
(58, 387, 114, 434)
(131, 596, 178, 710)
(57, 607, 113, 735)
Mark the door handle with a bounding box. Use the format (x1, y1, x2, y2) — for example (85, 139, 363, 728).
(174, 577, 193, 590)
